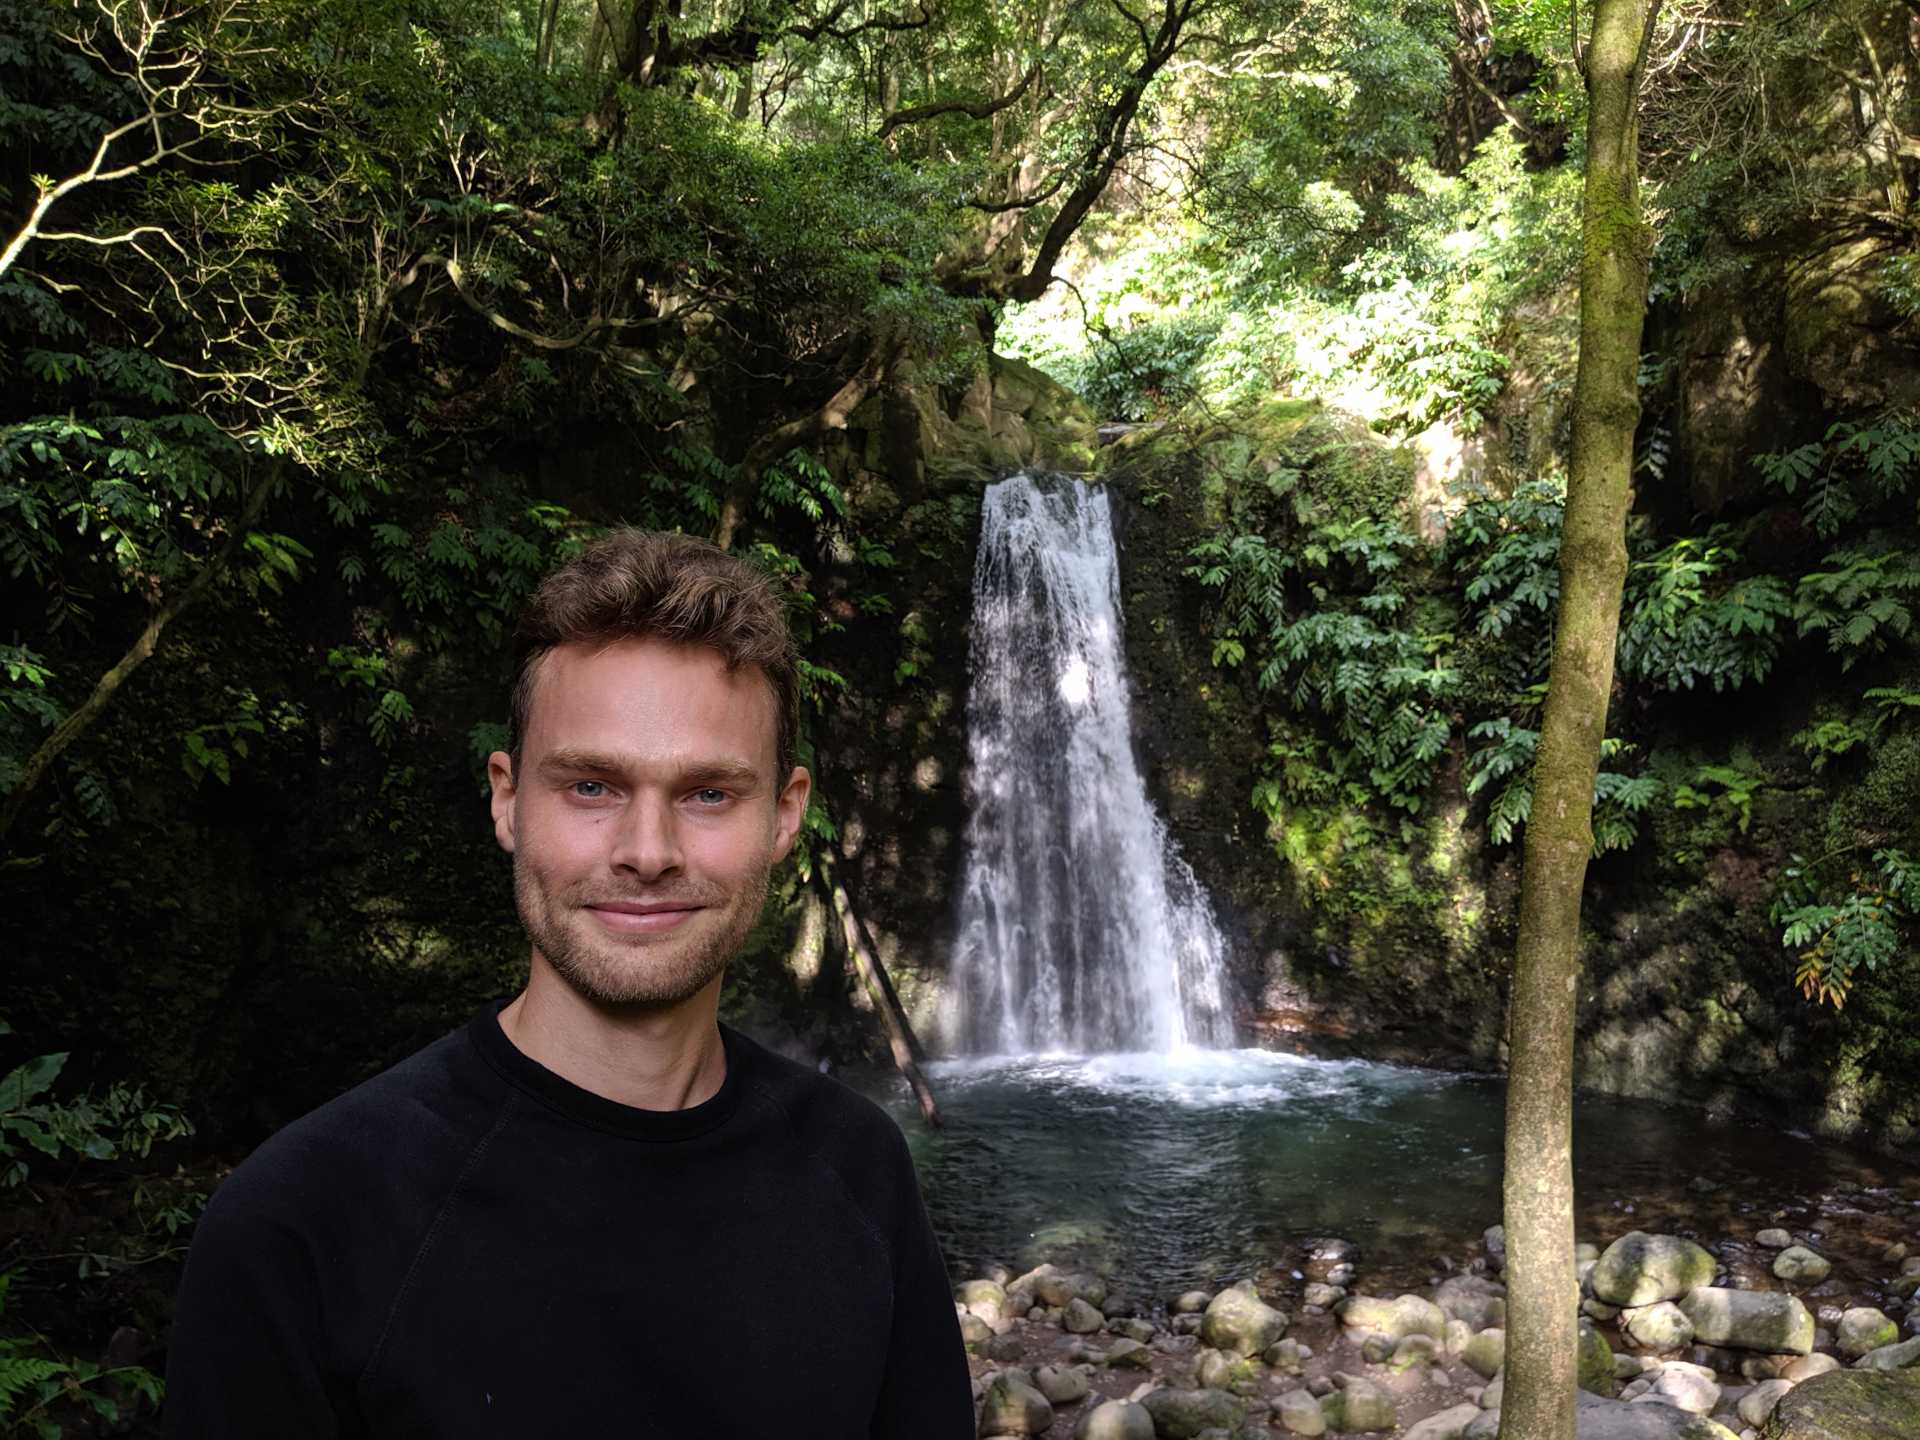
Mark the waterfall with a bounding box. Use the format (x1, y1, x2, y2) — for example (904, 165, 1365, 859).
(944, 473, 1234, 1054)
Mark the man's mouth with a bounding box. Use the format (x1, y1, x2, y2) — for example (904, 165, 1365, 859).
(584, 900, 705, 934)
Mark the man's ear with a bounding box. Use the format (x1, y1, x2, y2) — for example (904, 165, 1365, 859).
(770, 765, 813, 864)
(487, 752, 519, 854)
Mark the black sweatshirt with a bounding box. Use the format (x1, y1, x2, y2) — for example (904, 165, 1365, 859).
(164, 1003, 973, 1438)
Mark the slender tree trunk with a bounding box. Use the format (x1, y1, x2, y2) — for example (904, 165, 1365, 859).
(0, 470, 276, 849)
(536, 0, 564, 71)
(1496, 3, 1657, 1439)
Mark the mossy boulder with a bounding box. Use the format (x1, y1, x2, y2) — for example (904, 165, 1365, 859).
(1201, 1282, 1290, 1356)
(1761, 1365, 1920, 1439)
(1590, 1232, 1718, 1307)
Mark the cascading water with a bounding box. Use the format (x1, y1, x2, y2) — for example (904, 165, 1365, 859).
(944, 472, 1234, 1054)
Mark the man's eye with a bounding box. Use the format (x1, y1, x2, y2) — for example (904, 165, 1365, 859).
(693, 788, 728, 805)
(571, 780, 608, 799)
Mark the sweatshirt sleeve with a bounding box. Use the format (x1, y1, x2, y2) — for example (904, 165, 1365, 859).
(163, 1174, 348, 1440)
(869, 1132, 974, 1440)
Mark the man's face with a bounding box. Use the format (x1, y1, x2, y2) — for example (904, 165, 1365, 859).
(487, 637, 810, 1010)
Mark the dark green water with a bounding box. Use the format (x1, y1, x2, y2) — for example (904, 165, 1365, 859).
(873, 1049, 1918, 1301)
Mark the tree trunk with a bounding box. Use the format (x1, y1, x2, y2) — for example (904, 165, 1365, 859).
(1496, 3, 1657, 1439)
(0, 470, 276, 849)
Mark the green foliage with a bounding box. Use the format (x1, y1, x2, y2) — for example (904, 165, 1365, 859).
(0, 1269, 164, 1437)
(1773, 849, 1919, 1008)
(1757, 413, 1920, 540)
(1463, 719, 1658, 854)
(1792, 550, 1920, 667)
(1617, 531, 1789, 693)
(1670, 763, 1764, 836)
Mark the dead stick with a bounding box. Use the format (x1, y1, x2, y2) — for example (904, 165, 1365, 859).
(822, 856, 943, 1127)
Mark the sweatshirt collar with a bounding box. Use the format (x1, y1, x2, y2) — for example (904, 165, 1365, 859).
(468, 998, 745, 1141)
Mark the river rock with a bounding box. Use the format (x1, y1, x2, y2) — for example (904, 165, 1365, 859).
(1771, 1247, 1831, 1285)
(1436, 1274, 1508, 1330)
(1625, 1302, 1698, 1351)
(1405, 1403, 1483, 1440)
(1468, 1392, 1741, 1439)
(1756, 1230, 1793, 1250)
(1583, 1324, 1620, 1396)
(978, 1376, 1054, 1436)
(983, 1332, 1027, 1362)
(1835, 1307, 1898, 1358)
(1105, 1339, 1153, 1369)
(1759, 1365, 1920, 1438)
(1114, 1316, 1156, 1343)
(1274, 1388, 1326, 1436)
(1391, 1334, 1441, 1371)
(1592, 1233, 1720, 1307)
(1028, 1267, 1108, 1310)
(1679, 1289, 1815, 1355)
(1854, 1333, 1920, 1371)
(1463, 1328, 1506, 1378)
(1036, 1363, 1092, 1404)
(1073, 1400, 1156, 1440)
(961, 1312, 994, 1345)
(1623, 1362, 1720, 1414)
(960, 1279, 1011, 1325)
(1337, 1293, 1446, 1342)
(1303, 1282, 1345, 1309)
(1141, 1387, 1244, 1438)
(1267, 1338, 1310, 1370)
(1319, 1376, 1394, 1434)
(1738, 1379, 1794, 1428)
(1064, 1298, 1106, 1334)
(1780, 1353, 1840, 1383)
(1174, 1290, 1213, 1314)
(1196, 1347, 1261, 1390)
(1201, 1283, 1288, 1357)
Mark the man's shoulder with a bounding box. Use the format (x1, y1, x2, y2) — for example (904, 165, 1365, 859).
(207, 1020, 503, 1230)
(730, 1027, 904, 1150)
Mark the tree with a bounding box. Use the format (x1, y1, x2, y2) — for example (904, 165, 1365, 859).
(1497, 2, 1661, 1439)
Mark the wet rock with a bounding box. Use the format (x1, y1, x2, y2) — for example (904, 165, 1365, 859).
(1115, 1317, 1156, 1343)
(1770, 1248, 1831, 1286)
(1073, 1399, 1155, 1440)
(1853, 1334, 1920, 1371)
(1756, 1231, 1793, 1250)
(1468, 1393, 1741, 1438)
(1036, 1363, 1092, 1405)
(1173, 1314, 1204, 1335)
(1626, 1302, 1698, 1351)
(1319, 1376, 1395, 1434)
(1303, 1283, 1346, 1309)
(1738, 1379, 1793, 1429)
(1105, 1339, 1153, 1370)
(1174, 1290, 1213, 1315)
(1592, 1233, 1720, 1308)
(960, 1279, 1012, 1325)
(1029, 1267, 1108, 1310)
(1679, 1289, 1815, 1355)
(1404, 1403, 1482, 1440)
(1336, 1293, 1447, 1342)
(1834, 1307, 1898, 1358)
(1274, 1388, 1326, 1437)
(1141, 1387, 1245, 1439)
(1760, 1365, 1920, 1439)
(1064, 1298, 1106, 1334)
(1266, 1338, 1310, 1370)
(1463, 1328, 1506, 1379)
(983, 1332, 1028, 1362)
(961, 1312, 994, 1345)
(978, 1376, 1053, 1437)
(1201, 1283, 1289, 1357)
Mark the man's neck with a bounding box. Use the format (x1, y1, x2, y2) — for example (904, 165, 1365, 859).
(497, 965, 728, 1112)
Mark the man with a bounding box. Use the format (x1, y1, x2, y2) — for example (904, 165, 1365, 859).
(165, 530, 974, 1437)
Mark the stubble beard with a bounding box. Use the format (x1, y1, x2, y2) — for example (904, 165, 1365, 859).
(512, 855, 771, 1009)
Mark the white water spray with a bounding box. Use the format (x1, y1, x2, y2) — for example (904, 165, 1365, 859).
(943, 473, 1234, 1054)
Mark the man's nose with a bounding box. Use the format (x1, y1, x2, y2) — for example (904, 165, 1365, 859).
(609, 790, 683, 880)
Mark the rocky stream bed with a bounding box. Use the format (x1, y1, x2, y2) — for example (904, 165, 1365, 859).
(952, 1189, 1920, 1440)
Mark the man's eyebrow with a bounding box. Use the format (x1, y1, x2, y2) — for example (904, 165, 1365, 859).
(534, 750, 763, 785)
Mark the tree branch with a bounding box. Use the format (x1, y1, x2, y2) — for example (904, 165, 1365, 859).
(877, 62, 1042, 140)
